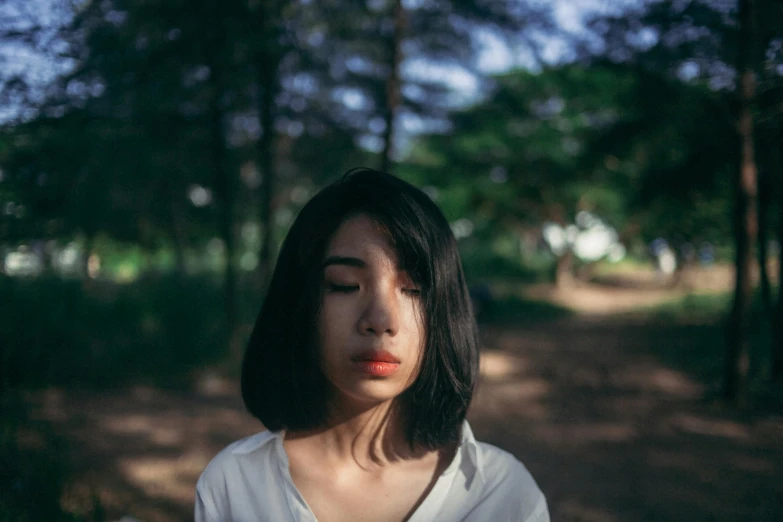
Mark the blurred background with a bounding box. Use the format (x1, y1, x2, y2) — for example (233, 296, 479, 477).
(1, 0, 782, 520)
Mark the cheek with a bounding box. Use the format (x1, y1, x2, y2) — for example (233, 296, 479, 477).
(317, 309, 334, 357)
(318, 299, 349, 360)
(406, 306, 426, 345)
(403, 309, 426, 366)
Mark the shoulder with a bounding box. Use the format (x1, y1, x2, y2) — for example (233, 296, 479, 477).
(476, 442, 538, 489)
(196, 431, 282, 521)
(474, 442, 549, 521)
(197, 430, 279, 493)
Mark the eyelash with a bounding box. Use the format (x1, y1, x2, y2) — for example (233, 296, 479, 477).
(328, 284, 359, 293)
(326, 284, 421, 296)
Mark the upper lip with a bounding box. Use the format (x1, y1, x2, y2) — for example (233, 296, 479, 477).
(351, 349, 400, 364)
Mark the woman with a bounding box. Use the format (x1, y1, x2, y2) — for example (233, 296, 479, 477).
(195, 169, 548, 521)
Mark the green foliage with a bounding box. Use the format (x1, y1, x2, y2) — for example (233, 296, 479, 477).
(0, 274, 239, 389)
(460, 241, 551, 283)
(638, 291, 734, 322)
(582, 0, 783, 245)
(402, 60, 742, 250)
(625, 287, 778, 390)
(478, 294, 573, 324)
(403, 65, 636, 228)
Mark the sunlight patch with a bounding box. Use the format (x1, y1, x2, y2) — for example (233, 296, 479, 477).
(480, 350, 527, 380)
(119, 452, 211, 504)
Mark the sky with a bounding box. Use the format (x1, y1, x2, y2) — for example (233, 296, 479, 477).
(0, 0, 645, 124)
(401, 0, 645, 125)
(0, 0, 77, 121)
(479, 0, 644, 72)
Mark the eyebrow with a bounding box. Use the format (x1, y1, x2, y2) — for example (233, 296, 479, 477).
(323, 256, 367, 269)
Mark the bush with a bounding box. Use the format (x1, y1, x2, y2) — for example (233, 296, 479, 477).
(1, 273, 239, 390)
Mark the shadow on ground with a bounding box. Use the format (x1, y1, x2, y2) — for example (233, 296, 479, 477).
(473, 318, 783, 522)
(20, 316, 783, 522)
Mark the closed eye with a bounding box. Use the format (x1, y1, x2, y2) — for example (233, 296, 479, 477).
(328, 284, 359, 293)
(402, 288, 421, 296)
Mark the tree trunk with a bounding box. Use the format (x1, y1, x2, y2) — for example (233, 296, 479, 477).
(773, 128, 783, 382)
(256, 54, 279, 289)
(138, 217, 155, 276)
(555, 250, 575, 289)
(724, 0, 758, 403)
(170, 194, 188, 278)
(208, 69, 239, 361)
(757, 164, 773, 321)
(81, 230, 95, 279)
(381, 0, 404, 174)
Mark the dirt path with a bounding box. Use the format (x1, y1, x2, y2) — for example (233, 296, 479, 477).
(519, 264, 735, 315)
(474, 319, 782, 521)
(24, 308, 783, 522)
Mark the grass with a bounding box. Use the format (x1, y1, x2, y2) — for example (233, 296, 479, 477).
(461, 247, 553, 283)
(620, 288, 783, 407)
(476, 294, 573, 324)
(633, 291, 733, 321)
(0, 273, 262, 390)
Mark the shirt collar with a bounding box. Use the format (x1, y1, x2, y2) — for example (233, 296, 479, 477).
(231, 429, 280, 455)
(450, 420, 484, 485)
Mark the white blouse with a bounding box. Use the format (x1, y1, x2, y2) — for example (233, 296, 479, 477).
(195, 421, 549, 522)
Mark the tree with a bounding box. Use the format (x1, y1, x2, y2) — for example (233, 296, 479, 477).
(380, 0, 404, 174)
(300, 0, 553, 174)
(724, 0, 758, 403)
(753, 0, 783, 382)
(402, 65, 650, 285)
(583, 0, 783, 400)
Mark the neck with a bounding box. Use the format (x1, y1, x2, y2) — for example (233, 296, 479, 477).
(287, 397, 426, 469)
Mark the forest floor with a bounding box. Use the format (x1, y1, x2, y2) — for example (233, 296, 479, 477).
(21, 265, 783, 522)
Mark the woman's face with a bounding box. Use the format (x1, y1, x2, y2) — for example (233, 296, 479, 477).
(318, 214, 425, 411)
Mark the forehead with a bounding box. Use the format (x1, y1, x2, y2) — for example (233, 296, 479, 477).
(325, 214, 399, 265)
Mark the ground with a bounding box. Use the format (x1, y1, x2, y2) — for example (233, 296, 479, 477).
(21, 268, 783, 521)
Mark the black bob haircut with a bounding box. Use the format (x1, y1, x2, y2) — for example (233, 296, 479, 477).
(241, 168, 479, 449)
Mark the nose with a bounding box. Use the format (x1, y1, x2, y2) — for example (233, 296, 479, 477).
(359, 286, 399, 336)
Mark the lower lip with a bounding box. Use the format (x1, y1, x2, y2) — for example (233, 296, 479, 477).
(353, 361, 400, 377)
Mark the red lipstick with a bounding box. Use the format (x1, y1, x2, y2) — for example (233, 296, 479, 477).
(351, 349, 400, 377)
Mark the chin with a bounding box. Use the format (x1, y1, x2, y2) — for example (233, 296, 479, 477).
(339, 380, 408, 407)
